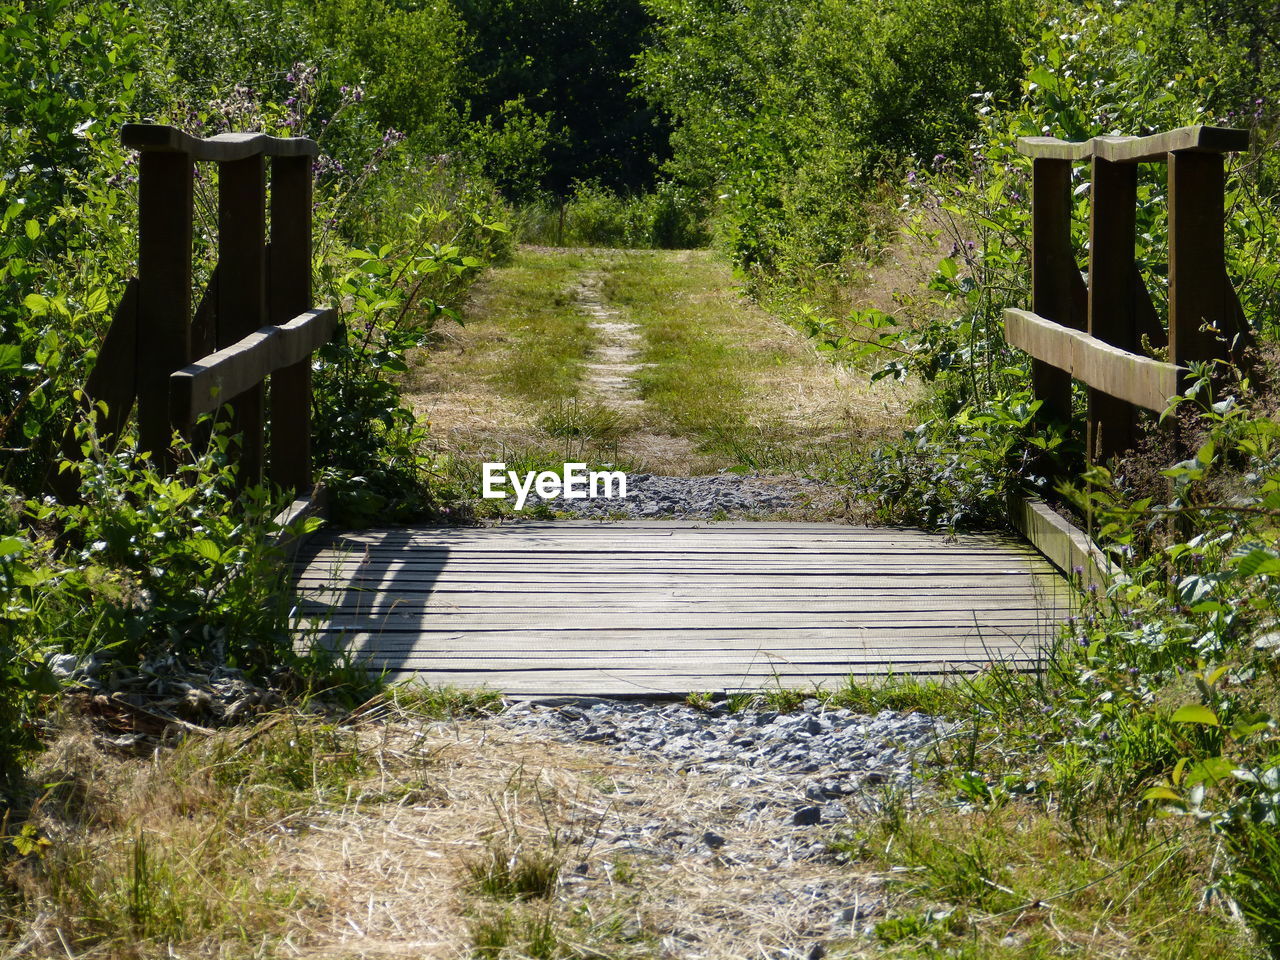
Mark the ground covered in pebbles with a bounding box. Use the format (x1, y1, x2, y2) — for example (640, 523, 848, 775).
(294, 697, 950, 959)
(8, 686, 954, 960)
(508, 471, 840, 520)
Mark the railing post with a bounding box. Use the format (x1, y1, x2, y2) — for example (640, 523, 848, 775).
(1030, 158, 1085, 424)
(1168, 150, 1235, 384)
(1086, 157, 1140, 461)
(136, 152, 193, 468)
(217, 155, 268, 485)
(268, 155, 314, 492)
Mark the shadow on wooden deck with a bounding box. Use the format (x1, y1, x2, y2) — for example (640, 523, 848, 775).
(292, 521, 1072, 697)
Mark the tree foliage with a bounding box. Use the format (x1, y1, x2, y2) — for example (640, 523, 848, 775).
(455, 0, 670, 194)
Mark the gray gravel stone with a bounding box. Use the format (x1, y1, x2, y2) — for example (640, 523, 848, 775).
(497, 471, 830, 519)
(792, 805, 822, 826)
(497, 699, 949, 812)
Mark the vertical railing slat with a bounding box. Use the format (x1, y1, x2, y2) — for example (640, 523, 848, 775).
(1030, 157, 1085, 425)
(1086, 157, 1141, 461)
(268, 155, 315, 492)
(216, 155, 269, 485)
(136, 151, 194, 469)
(1168, 150, 1233, 386)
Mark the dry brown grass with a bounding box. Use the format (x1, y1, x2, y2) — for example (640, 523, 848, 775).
(3, 703, 885, 960)
(269, 716, 881, 959)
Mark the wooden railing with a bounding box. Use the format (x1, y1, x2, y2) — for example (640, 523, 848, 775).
(76, 124, 336, 493)
(1005, 124, 1251, 462)
(1003, 125, 1252, 584)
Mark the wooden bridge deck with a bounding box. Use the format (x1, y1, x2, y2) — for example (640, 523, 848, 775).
(291, 521, 1069, 696)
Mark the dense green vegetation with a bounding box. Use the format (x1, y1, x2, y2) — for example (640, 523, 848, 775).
(6, 0, 1280, 953)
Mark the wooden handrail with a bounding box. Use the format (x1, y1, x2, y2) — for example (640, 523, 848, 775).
(1007, 124, 1249, 465)
(170, 308, 337, 425)
(1004, 309, 1179, 412)
(1017, 125, 1248, 163)
(122, 123, 317, 160)
(63, 123, 333, 500)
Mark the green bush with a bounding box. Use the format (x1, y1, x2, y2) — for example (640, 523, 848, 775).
(638, 0, 1030, 278)
(518, 181, 708, 249)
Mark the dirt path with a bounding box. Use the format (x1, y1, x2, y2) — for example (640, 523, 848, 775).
(574, 269, 644, 410)
(407, 246, 917, 494)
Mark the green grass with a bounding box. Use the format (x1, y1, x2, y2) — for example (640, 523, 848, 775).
(686, 671, 999, 719)
(459, 249, 596, 405)
(536, 398, 627, 443)
(388, 681, 506, 720)
(602, 251, 787, 458)
(411, 245, 909, 481)
(469, 907, 561, 959)
(464, 837, 562, 901)
(830, 803, 1249, 959)
(600, 249, 908, 473)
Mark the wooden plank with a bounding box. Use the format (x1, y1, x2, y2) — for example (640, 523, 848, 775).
(302, 625, 1047, 643)
(319, 521, 976, 534)
(341, 657, 1038, 673)
(1008, 495, 1117, 592)
(294, 576, 1048, 591)
(296, 586, 1061, 602)
(306, 611, 1049, 630)
(1004, 308, 1179, 412)
(292, 521, 1064, 695)
(304, 542, 1038, 557)
(269, 154, 315, 491)
(217, 155, 268, 484)
(53, 279, 141, 500)
(170, 308, 336, 423)
(122, 124, 318, 160)
(1030, 157, 1086, 424)
(352, 668, 1037, 695)
(296, 595, 1051, 612)
(296, 554, 1043, 568)
(334, 637, 1046, 652)
(136, 151, 193, 467)
(1017, 125, 1248, 162)
(190, 263, 220, 360)
(270, 488, 329, 561)
(1087, 157, 1140, 460)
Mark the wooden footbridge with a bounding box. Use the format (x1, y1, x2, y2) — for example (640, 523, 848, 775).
(292, 521, 1066, 695)
(87, 123, 1251, 696)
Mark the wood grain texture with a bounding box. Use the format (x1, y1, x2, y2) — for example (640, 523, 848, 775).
(82, 278, 140, 442)
(1087, 157, 1141, 460)
(1017, 125, 1248, 162)
(1168, 150, 1249, 373)
(292, 520, 1067, 696)
(170, 308, 336, 423)
(136, 151, 193, 466)
(216, 154, 268, 484)
(122, 124, 318, 160)
(1030, 157, 1086, 424)
(1004, 308, 1179, 412)
(1007, 496, 1119, 593)
(268, 154, 315, 491)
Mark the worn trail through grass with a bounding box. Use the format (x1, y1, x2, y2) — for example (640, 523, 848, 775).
(408, 246, 916, 485)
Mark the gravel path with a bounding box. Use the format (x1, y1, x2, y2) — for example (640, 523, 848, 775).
(486, 697, 954, 953)
(515, 470, 834, 518)
(499, 697, 950, 825)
